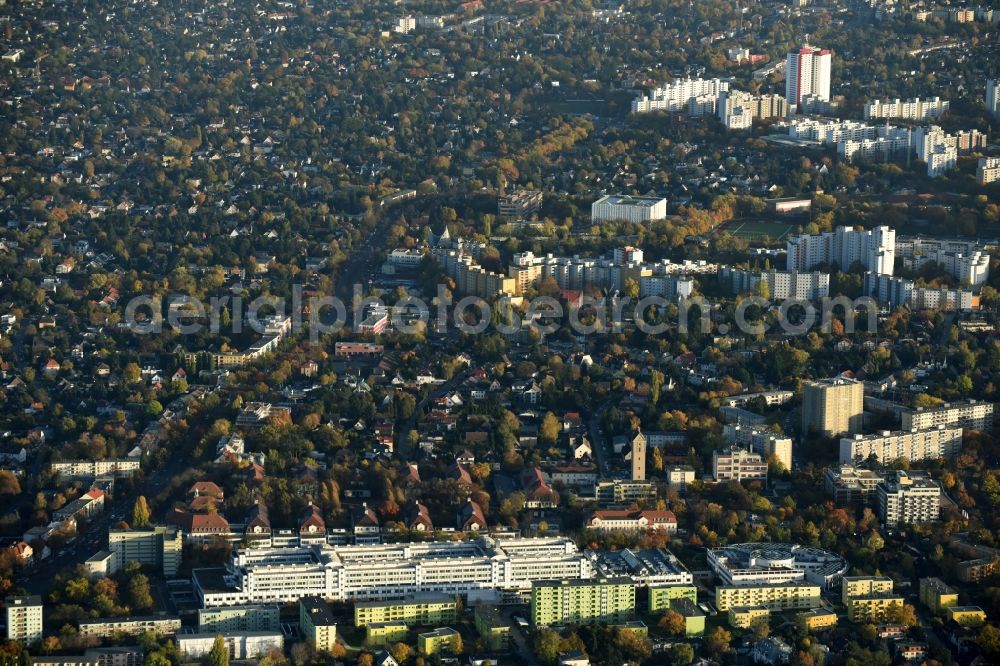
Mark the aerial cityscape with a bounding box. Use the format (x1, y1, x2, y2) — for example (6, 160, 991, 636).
(1, 0, 1000, 665)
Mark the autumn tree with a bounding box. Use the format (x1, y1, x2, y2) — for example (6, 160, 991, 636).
(132, 496, 152, 527)
(203, 635, 229, 666)
(658, 609, 686, 636)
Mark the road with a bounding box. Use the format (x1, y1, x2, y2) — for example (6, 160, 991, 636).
(587, 400, 614, 476)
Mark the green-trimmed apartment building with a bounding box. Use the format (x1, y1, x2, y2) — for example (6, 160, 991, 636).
(530, 577, 635, 627)
(474, 605, 511, 652)
(300, 596, 338, 652)
(354, 593, 459, 628)
(366, 622, 408, 646)
(418, 627, 461, 655)
(649, 585, 698, 613)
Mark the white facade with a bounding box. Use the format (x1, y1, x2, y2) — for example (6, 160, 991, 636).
(902, 400, 994, 432)
(194, 537, 595, 607)
(5, 596, 43, 644)
(864, 273, 974, 311)
(712, 448, 768, 482)
(839, 426, 962, 464)
(978, 157, 1000, 185)
(864, 97, 949, 120)
(718, 267, 829, 300)
(786, 226, 895, 275)
(723, 424, 793, 471)
(785, 46, 832, 107)
(987, 79, 1000, 119)
(591, 195, 667, 223)
(176, 632, 284, 660)
(903, 248, 989, 286)
(876, 472, 941, 527)
(631, 78, 730, 114)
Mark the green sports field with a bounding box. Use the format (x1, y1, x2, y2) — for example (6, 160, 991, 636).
(726, 220, 796, 241)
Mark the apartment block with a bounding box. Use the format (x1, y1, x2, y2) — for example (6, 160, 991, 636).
(417, 627, 461, 656)
(631, 77, 730, 114)
(824, 466, 885, 506)
(498, 190, 543, 218)
(786, 226, 894, 275)
(839, 426, 962, 464)
(474, 605, 511, 651)
(712, 447, 768, 482)
(714, 583, 821, 612)
(669, 598, 706, 637)
(649, 585, 698, 613)
(50, 459, 140, 479)
(718, 267, 829, 300)
(365, 622, 408, 646)
(801, 377, 864, 437)
(198, 605, 281, 633)
(175, 632, 284, 660)
(864, 272, 974, 311)
(918, 577, 958, 614)
(5, 595, 43, 644)
(354, 593, 458, 628)
(78, 615, 181, 638)
(530, 578, 636, 626)
(723, 424, 793, 471)
(786, 45, 831, 107)
(842, 576, 902, 623)
(729, 606, 770, 629)
(108, 526, 182, 577)
(947, 606, 987, 627)
(979, 157, 1000, 185)
(864, 97, 949, 120)
(798, 608, 837, 631)
(902, 400, 994, 432)
(594, 480, 656, 506)
(300, 597, 337, 652)
(876, 471, 941, 528)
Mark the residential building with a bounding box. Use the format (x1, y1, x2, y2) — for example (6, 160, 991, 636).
(78, 616, 181, 638)
(530, 578, 635, 626)
(175, 632, 284, 660)
(198, 605, 280, 633)
(590, 195, 667, 224)
(947, 606, 987, 627)
(978, 157, 1000, 185)
(666, 465, 696, 489)
(715, 583, 821, 612)
(864, 97, 949, 120)
(899, 246, 990, 286)
(786, 226, 895, 275)
(108, 526, 183, 577)
(824, 466, 885, 506)
(718, 267, 829, 301)
(585, 509, 677, 533)
(729, 606, 770, 629)
(864, 272, 974, 311)
(417, 627, 460, 656)
(594, 480, 656, 506)
(718, 91, 789, 128)
(365, 622, 408, 646)
(473, 605, 511, 651)
(498, 190, 543, 218)
(648, 585, 698, 613)
(786, 45, 832, 108)
(801, 377, 864, 437)
(50, 460, 140, 479)
(918, 577, 958, 614)
(876, 471, 941, 527)
(842, 576, 903, 623)
(988, 79, 1000, 119)
(354, 594, 459, 628)
(669, 598, 706, 637)
(53, 489, 105, 522)
(631, 77, 730, 114)
(713, 447, 768, 482)
(902, 400, 994, 432)
(839, 426, 962, 464)
(300, 597, 337, 652)
(798, 608, 837, 631)
(5, 595, 43, 644)
(723, 424, 793, 470)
